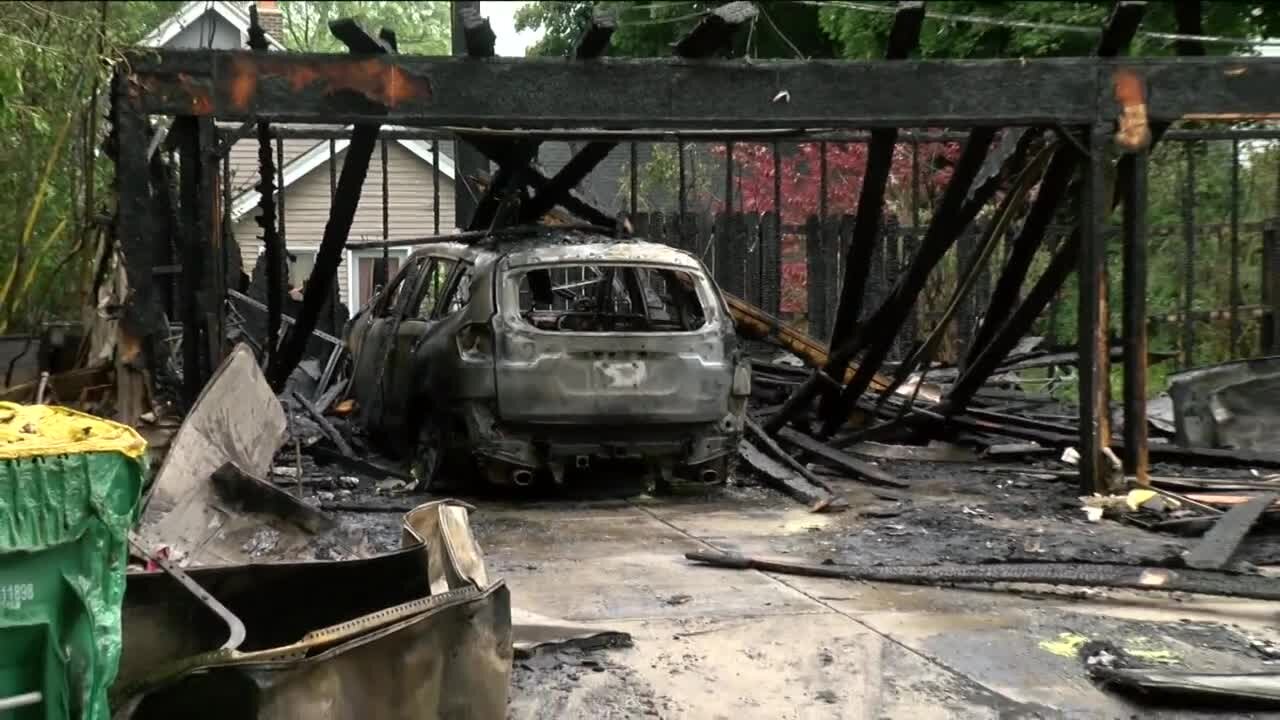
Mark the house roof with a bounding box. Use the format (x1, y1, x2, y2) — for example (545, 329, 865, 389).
(141, 1, 286, 50)
(229, 132, 456, 221)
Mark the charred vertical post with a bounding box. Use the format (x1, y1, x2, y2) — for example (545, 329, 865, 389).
(451, 1, 490, 228)
(267, 19, 385, 390)
(678, 140, 688, 249)
(1264, 221, 1280, 354)
(276, 138, 286, 245)
(176, 117, 212, 402)
(1122, 146, 1150, 483)
(1229, 138, 1241, 355)
(1079, 123, 1112, 495)
(247, 6, 282, 364)
(826, 1, 923, 355)
(1181, 141, 1197, 367)
(630, 142, 639, 218)
(379, 138, 390, 288)
(431, 139, 441, 234)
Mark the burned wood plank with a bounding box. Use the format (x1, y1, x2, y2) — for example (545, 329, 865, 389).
(737, 440, 842, 512)
(211, 461, 335, 534)
(826, 1, 924, 357)
(775, 427, 908, 489)
(744, 417, 840, 495)
(292, 389, 354, 459)
(1183, 492, 1277, 570)
(685, 552, 1280, 601)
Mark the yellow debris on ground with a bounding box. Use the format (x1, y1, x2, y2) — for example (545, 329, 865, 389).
(0, 402, 146, 460)
(1038, 631, 1182, 665)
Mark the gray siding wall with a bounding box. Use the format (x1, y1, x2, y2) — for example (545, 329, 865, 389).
(225, 138, 318, 196)
(233, 141, 456, 310)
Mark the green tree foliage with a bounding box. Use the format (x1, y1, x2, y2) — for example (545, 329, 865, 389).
(279, 1, 449, 53)
(0, 2, 449, 334)
(516, 1, 836, 58)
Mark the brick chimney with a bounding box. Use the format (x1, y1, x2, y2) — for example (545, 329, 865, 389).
(255, 1, 284, 45)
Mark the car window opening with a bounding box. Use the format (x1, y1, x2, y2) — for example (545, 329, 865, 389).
(513, 265, 707, 332)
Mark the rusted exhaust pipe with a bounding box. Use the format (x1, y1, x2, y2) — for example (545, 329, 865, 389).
(512, 469, 534, 487)
(700, 468, 719, 483)
(575, 455, 590, 470)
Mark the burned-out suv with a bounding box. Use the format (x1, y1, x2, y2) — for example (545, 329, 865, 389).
(344, 228, 750, 489)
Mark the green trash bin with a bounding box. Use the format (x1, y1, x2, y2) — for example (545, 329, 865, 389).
(0, 402, 146, 720)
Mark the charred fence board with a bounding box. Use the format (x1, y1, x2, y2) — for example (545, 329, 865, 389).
(760, 212, 782, 316)
(1266, 222, 1280, 354)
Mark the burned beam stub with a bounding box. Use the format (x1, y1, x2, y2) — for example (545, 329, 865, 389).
(1077, 123, 1114, 496)
(457, 5, 497, 58)
(674, 1, 758, 58)
(574, 10, 616, 60)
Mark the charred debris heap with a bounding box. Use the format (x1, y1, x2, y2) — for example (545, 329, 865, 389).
(64, 0, 1280, 531)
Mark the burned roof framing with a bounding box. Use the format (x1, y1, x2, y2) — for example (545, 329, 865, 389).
(109, 1, 1280, 497)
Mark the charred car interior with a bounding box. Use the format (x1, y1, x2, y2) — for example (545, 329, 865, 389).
(345, 229, 749, 491)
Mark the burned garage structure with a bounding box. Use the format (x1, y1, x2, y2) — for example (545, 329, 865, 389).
(26, 0, 1280, 714)
(346, 229, 747, 489)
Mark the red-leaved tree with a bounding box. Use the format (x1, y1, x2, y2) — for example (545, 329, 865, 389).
(705, 140, 961, 313)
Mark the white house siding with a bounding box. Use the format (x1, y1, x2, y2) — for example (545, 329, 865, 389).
(233, 142, 456, 310)
(165, 12, 243, 50)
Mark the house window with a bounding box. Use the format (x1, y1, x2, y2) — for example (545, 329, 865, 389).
(350, 250, 410, 311)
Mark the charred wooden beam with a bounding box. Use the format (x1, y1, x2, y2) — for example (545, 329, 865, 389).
(124, 52, 1280, 128)
(963, 143, 1075, 366)
(464, 8, 620, 230)
(949, 3, 1201, 415)
(574, 10, 616, 60)
(267, 19, 385, 391)
(812, 128, 1003, 435)
(516, 141, 615, 224)
(825, 1, 924, 360)
(764, 128, 998, 435)
(674, 1, 758, 58)
(470, 139, 536, 230)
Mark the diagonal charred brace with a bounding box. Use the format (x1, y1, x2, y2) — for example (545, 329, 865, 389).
(805, 127, 1019, 436)
(267, 19, 387, 391)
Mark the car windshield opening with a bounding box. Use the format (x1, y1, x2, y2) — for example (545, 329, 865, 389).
(511, 264, 708, 332)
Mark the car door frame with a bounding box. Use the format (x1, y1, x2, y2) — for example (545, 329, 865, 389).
(381, 252, 463, 438)
(348, 255, 427, 434)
